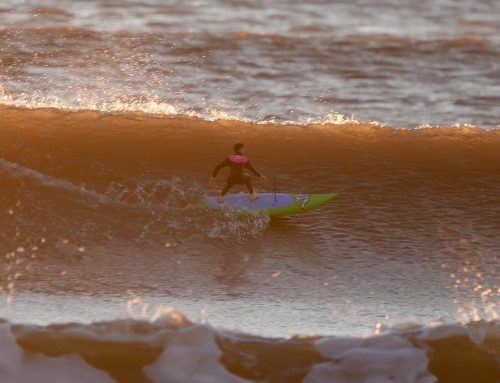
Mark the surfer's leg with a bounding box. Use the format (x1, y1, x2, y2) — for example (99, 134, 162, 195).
(244, 176, 259, 201)
(218, 183, 232, 203)
(244, 177, 254, 194)
(221, 182, 233, 195)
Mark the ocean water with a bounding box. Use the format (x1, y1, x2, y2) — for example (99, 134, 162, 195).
(0, 0, 499, 382)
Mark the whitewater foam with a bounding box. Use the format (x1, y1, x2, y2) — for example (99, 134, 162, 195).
(0, 314, 498, 383)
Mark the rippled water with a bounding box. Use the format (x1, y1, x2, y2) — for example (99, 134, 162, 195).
(1, 0, 500, 126)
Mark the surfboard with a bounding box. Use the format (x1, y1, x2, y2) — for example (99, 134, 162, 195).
(201, 192, 336, 217)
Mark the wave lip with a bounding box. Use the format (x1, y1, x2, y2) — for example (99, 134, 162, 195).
(1, 314, 499, 383)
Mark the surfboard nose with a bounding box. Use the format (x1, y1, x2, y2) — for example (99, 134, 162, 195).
(311, 193, 337, 206)
(294, 193, 336, 212)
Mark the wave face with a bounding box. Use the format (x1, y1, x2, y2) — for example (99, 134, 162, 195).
(1, 107, 499, 336)
(0, 314, 499, 383)
(0, 0, 500, 126)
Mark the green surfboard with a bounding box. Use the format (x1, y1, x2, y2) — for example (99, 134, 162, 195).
(202, 192, 336, 217)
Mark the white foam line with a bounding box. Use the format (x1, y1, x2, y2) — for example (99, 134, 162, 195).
(0, 158, 108, 204)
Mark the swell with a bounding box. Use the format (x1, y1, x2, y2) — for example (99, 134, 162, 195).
(1, 106, 499, 217)
(1, 106, 498, 186)
(1, 314, 499, 383)
(1, 106, 499, 249)
(0, 107, 498, 275)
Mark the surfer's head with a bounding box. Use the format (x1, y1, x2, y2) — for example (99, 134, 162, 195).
(233, 142, 244, 154)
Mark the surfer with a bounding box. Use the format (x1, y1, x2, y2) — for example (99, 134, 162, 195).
(210, 142, 267, 203)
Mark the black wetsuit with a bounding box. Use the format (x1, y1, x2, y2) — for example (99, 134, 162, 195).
(212, 154, 263, 195)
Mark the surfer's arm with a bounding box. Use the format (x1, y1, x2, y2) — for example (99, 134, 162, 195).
(246, 161, 266, 179)
(212, 158, 230, 178)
